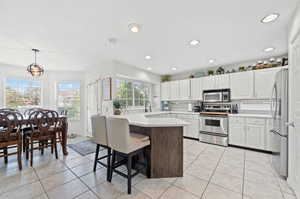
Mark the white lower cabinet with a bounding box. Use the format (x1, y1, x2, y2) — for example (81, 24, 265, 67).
(229, 116, 273, 151)
(229, 125, 246, 146)
(246, 124, 265, 150)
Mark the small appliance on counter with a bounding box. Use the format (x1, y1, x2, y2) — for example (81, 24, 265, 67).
(192, 105, 202, 112)
(161, 101, 170, 111)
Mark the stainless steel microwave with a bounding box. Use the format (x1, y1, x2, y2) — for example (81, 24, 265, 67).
(203, 89, 230, 103)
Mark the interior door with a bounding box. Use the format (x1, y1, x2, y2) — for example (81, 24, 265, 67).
(86, 81, 100, 137)
(289, 39, 300, 197)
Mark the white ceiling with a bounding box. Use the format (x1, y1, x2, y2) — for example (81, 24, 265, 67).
(0, 0, 298, 75)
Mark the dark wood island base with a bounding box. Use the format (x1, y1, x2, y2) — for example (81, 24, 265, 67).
(130, 125, 183, 178)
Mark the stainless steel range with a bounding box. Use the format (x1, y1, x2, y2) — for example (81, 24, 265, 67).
(199, 90, 232, 146)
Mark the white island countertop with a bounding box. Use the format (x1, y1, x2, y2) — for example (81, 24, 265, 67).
(110, 113, 189, 128)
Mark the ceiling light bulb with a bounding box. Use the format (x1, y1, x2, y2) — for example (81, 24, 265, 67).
(128, 23, 140, 33)
(171, 67, 177, 71)
(145, 55, 152, 60)
(147, 67, 152, 71)
(209, 59, 215, 63)
(261, 13, 280, 23)
(264, 47, 275, 52)
(189, 40, 200, 46)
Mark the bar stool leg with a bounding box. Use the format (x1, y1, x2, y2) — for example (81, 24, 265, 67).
(93, 144, 100, 172)
(107, 148, 111, 181)
(127, 154, 132, 194)
(4, 147, 8, 164)
(109, 151, 116, 182)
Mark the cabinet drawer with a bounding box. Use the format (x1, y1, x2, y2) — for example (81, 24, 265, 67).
(246, 118, 265, 125)
(229, 117, 245, 125)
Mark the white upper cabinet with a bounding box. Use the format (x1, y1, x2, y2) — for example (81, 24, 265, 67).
(254, 68, 281, 99)
(202, 74, 230, 90)
(230, 71, 254, 99)
(215, 74, 230, 89)
(190, 78, 202, 100)
(160, 82, 170, 101)
(170, 81, 180, 100)
(202, 76, 216, 90)
(179, 79, 191, 100)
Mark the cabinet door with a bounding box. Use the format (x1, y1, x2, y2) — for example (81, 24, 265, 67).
(254, 68, 281, 99)
(230, 71, 254, 99)
(170, 81, 180, 100)
(215, 74, 230, 89)
(202, 76, 216, 90)
(246, 124, 265, 150)
(161, 82, 170, 100)
(191, 78, 203, 100)
(229, 125, 246, 146)
(179, 79, 191, 100)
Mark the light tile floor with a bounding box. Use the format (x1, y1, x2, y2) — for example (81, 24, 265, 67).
(0, 139, 297, 199)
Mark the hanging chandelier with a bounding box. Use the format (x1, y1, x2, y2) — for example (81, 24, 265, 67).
(27, 48, 44, 77)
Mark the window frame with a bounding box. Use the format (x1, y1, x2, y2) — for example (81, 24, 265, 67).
(115, 78, 151, 109)
(56, 81, 81, 121)
(3, 76, 43, 109)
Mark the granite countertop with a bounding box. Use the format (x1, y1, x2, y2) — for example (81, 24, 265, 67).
(110, 113, 189, 127)
(144, 111, 200, 116)
(228, 113, 272, 119)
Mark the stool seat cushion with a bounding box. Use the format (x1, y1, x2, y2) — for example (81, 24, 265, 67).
(126, 133, 150, 154)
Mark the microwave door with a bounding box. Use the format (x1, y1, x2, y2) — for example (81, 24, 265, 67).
(204, 93, 222, 102)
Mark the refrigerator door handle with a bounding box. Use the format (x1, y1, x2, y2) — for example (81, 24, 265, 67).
(270, 129, 288, 137)
(270, 84, 277, 119)
(285, 121, 295, 128)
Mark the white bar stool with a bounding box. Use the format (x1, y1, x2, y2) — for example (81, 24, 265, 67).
(106, 117, 150, 194)
(91, 114, 111, 181)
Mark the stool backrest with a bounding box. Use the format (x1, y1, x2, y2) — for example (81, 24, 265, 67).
(106, 117, 130, 153)
(91, 114, 108, 146)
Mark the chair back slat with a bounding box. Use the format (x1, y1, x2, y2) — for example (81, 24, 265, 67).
(28, 110, 59, 136)
(0, 111, 22, 140)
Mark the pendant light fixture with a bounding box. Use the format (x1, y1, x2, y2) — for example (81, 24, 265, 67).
(27, 49, 44, 77)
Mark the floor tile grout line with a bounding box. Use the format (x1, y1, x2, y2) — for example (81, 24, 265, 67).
(63, 161, 102, 199)
(199, 147, 226, 199)
(32, 166, 50, 199)
(242, 150, 246, 199)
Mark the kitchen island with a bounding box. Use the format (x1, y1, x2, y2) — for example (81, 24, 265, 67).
(111, 114, 188, 178)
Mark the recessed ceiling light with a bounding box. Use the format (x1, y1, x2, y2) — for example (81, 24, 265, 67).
(189, 40, 200, 46)
(171, 67, 177, 71)
(261, 13, 280, 23)
(145, 55, 152, 60)
(128, 23, 140, 33)
(146, 67, 152, 71)
(209, 59, 215, 64)
(264, 47, 275, 52)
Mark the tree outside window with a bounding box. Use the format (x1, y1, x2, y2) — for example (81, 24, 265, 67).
(116, 79, 150, 108)
(5, 78, 41, 109)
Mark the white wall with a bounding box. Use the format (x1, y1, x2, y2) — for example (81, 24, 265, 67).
(0, 63, 87, 135)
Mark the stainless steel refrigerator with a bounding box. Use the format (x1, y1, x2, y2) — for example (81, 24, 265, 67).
(270, 68, 288, 177)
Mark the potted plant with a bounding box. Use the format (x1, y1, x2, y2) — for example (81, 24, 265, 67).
(239, 66, 246, 71)
(188, 74, 194, 78)
(207, 70, 214, 76)
(161, 75, 171, 82)
(113, 100, 122, 115)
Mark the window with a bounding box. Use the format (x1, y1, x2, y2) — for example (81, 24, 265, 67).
(57, 82, 81, 120)
(116, 79, 150, 108)
(5, 78, 41, 109)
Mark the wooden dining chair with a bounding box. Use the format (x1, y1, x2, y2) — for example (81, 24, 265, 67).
(25, 110, 59, 166)
(0, 111, 23, 170)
